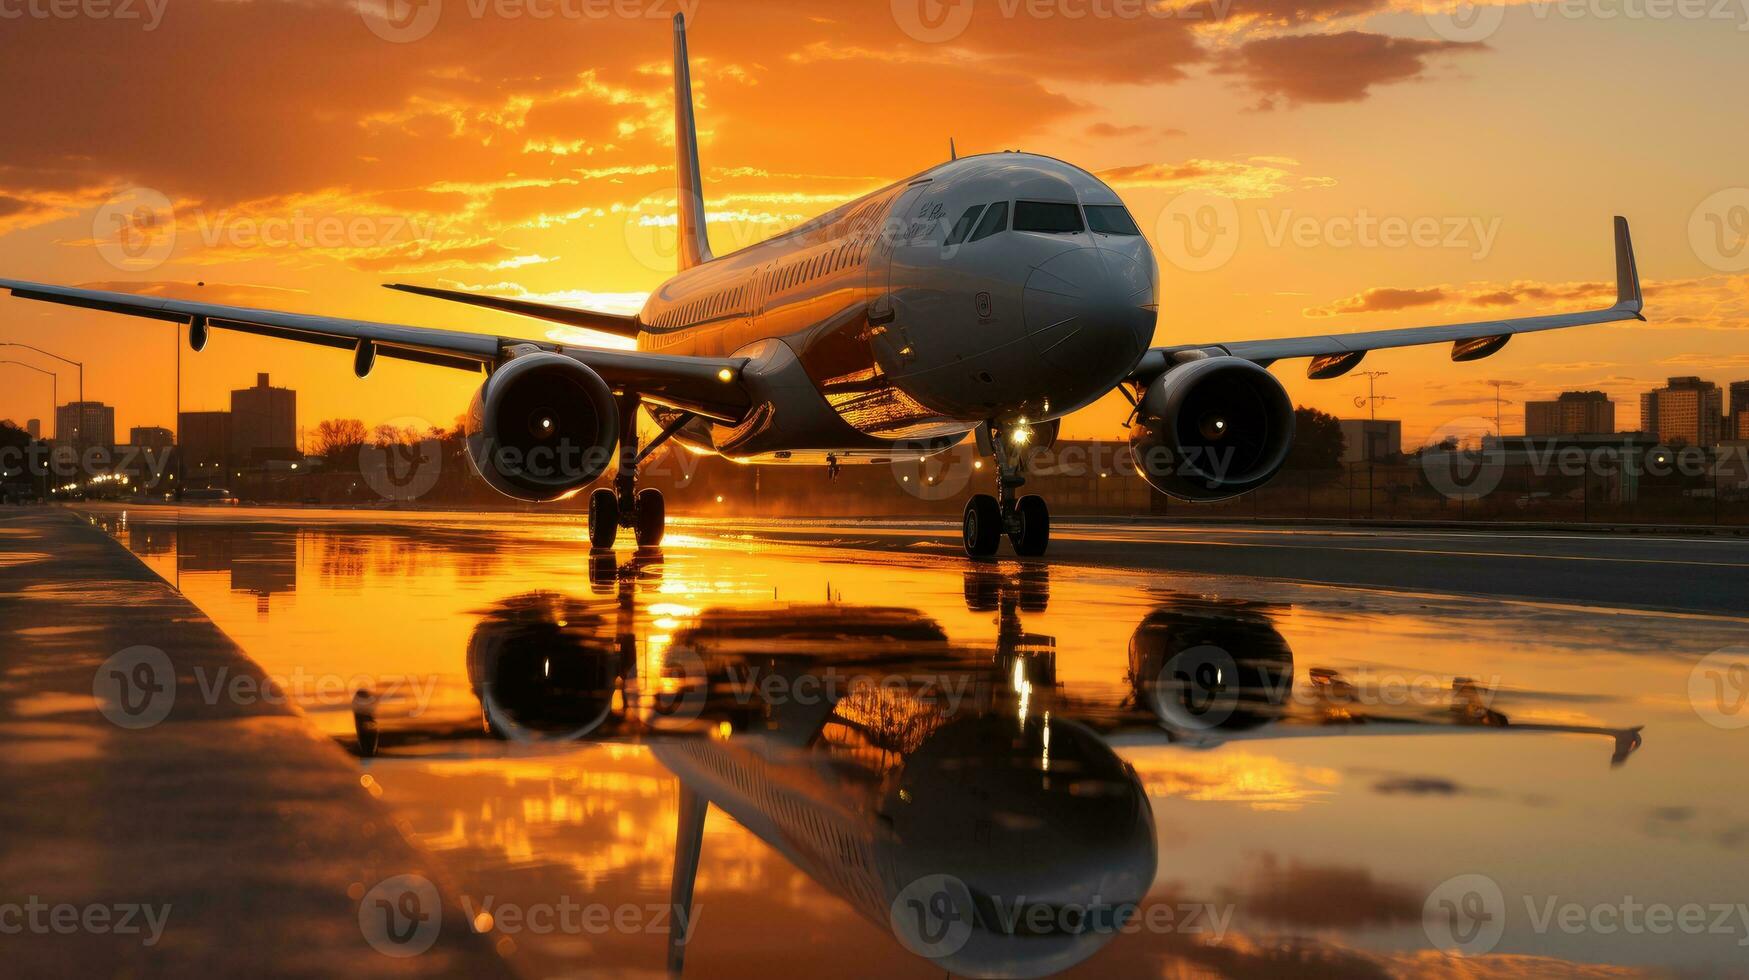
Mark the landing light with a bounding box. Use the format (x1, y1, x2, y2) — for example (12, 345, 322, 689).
(717, 368, 734, 383)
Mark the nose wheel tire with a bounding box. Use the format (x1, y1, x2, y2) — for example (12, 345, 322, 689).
(963, 494, 1002, 557)
(588, 488, 619, 549)
(1009, 494, 1050, 557)
(635, 488, 666, 547)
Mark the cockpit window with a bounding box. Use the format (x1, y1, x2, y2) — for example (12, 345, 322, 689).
(969, 201, 1008, 243)
(945, 205, 986, 246)
(1013, 201, 1084, 234)
(1085, 204, 1141, 236)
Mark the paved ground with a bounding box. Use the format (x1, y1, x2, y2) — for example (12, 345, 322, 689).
(705, 518, 1749, 616)
(0, 509, 509, 976)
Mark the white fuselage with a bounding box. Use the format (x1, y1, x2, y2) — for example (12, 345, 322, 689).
(636, 153, 1159, 461)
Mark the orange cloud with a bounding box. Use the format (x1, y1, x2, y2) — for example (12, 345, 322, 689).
(1218, 31, 1485, 105)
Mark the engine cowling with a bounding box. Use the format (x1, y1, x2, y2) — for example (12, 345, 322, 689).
(465, 353, 619, 502)
(1128, 356, 1294, 501)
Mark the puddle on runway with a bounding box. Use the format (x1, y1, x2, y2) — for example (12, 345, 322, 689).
(86, 507, 1749, 977)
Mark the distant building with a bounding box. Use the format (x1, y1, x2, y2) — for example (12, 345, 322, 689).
(1339, 419, 1402, 463)
(178, 411, 232, 481)
(1641, 377, 1723, 447)
(26, 419, 39, 440)
(1736, 410, 1749, 443)
(231, 373, 297, 463)
(1732, 381, 1749, 439)
(55, 401, 115, 449)
(130, 426, 175, 450)
(1525, 391, 1615, 437)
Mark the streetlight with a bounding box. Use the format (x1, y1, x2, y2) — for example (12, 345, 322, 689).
(0, 360, 56, 436)
(1, 343, 82, 446)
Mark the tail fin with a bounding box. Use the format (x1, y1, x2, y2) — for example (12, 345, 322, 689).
(667, 783, 708, 974)
(673, 13, 712, 270)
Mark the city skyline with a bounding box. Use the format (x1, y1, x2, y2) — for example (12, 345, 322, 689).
(16, 372, 1749, 454)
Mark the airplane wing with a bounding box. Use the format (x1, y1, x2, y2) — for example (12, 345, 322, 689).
(1130, 216, 1644, 382)
(0, 278, 750, 421)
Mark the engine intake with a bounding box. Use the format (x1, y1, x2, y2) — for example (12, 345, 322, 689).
(466, 353, 619, 502)
(1128, 356, 1294, 501)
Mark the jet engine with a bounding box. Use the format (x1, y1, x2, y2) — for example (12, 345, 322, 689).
(1128, 355, 1294, 501)
(465, 353, 619, 501)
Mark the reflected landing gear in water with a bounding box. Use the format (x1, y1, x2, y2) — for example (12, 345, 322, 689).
(590, 400, 693, 550)
(962, 420, 1050, 559)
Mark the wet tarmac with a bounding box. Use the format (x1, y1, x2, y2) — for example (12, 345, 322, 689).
(74, 506, 1749, 976)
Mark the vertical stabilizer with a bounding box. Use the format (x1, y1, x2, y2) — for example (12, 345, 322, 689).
(673, 14, 712, 270)
(667, 783, 709, 974)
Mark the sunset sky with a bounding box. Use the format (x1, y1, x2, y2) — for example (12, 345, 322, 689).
(1, 0, 1746, 448)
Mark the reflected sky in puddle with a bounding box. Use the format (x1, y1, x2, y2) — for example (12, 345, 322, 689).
(87, 506, 1749, 977)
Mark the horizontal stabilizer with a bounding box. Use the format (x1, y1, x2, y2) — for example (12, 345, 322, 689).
(385, 283, 641, 339)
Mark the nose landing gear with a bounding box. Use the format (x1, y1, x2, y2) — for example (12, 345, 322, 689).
(589, 399, 693, 550)
(961, 421, 1051, 558)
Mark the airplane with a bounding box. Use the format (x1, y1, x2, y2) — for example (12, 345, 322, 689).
(0, 14, 1646, 559)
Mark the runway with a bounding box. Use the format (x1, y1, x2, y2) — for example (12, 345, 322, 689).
(666, 517, 1749, 617)
(16, 504, 1749, 976)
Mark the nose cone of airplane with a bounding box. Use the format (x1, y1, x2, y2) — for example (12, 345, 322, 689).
(1022, 247, 1156, 372)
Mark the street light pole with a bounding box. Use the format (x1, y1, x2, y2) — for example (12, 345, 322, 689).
(1358, 371, 1391, 521)
(2, 343, 82, 446)
(0, 360, 56, 436)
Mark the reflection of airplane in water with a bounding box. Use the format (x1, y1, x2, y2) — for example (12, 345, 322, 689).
(1119, 598, 1644, 767)
(342, 563, 1647, 976)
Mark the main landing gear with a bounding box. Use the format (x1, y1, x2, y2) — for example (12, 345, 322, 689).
(589, 398, 693, 551)
(962, 421, 1050, 559)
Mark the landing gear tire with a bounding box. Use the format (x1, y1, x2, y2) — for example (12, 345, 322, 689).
(1010, 494, 1050, 557)
(963, 494, 1002, 558)
(635, 488, 666, 548)
(589, 488, 619, 549)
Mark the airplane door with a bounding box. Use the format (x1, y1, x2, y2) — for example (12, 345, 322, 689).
(865, 179, 934, 327)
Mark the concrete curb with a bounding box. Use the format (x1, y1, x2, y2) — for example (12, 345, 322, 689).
(0, 510, 512, 976)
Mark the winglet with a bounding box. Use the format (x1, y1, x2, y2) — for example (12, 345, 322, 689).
(949, 137, 958, 162)
(1614, 215, 1644, 320)
(673, 13, 713, 271)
